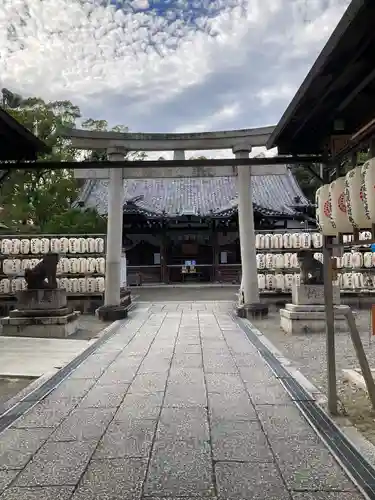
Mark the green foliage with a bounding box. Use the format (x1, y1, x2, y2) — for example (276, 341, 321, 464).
(0, 92, 140, 234)
(42, 208, 107, 234)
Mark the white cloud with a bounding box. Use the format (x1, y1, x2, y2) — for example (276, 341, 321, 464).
(0, 0, 351, 153)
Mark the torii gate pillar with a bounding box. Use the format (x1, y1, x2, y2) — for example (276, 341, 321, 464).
(233, 144, 268, 318)
(104, 147, 125, 308)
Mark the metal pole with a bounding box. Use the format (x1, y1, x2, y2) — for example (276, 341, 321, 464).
(323, 235, 338, 415)
(345, 309, 375, 410)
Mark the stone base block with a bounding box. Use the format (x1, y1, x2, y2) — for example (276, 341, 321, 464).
(237, 303, 269, 319)
(292, 284, 340, 305)
(0, 311, 80, 338)
(9, 307, 69, 318)
(96, 304, 129, 322)
(16, 289, 67, 310)
(280, 304, 350, 335)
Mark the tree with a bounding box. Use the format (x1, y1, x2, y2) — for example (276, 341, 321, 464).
(0, 90, 142, 233)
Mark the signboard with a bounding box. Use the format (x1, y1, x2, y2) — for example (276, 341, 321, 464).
(74, 164, 287, 179)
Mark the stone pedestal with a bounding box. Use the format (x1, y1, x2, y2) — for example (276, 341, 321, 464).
(280, 284, 347, 335)
(292, 284, 340, 305)
(237, 303, 269, 319)
(280, 304, 349, 334)
(0, 289, 80, 339)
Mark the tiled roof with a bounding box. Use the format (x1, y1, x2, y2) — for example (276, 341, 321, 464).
(75, 169, 309, 218)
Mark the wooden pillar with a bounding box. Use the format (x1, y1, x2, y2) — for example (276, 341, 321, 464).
(160, 226, 168, 283)
(211, 220, 219, 282)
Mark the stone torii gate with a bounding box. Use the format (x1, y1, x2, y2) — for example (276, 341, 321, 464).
(65, 126, 283, 316)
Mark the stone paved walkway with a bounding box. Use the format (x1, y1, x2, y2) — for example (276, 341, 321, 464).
(0, 301, 365, 499)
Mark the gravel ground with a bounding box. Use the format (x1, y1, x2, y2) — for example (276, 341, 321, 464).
(252, 308, 375, 444)
(0, 314, 111, 408)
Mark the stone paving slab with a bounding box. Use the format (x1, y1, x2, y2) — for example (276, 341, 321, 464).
(0, 487, 75, 500)
(0, 302, 365, 499)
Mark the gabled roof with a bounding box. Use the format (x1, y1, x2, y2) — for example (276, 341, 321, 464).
(0, 107, 50, 161)
(267, 0, 375, 155)
(75, 169, 309, 219)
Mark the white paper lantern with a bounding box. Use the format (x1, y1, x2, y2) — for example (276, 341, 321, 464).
(2, 279, 10, 293)
(87, 277, 97, 293)
(78, 258, 87, 273)
(60, 278, 70, 291)
(316, 185, 336, 236)
(40, 238, 50, 254)
(313, 252, 323, 263)
(13, 259, 21, 274)
(343, 253, 352, 268)
(60, 258, 70, 274)
(14, 278, 23, 291)
(299, 233, 311, 249)
(345, 166, 371, 229)
(329, 177, 352, 233)
(291, 233, 300, 249)
(50, 238, 60, 253)
(11, 239, 20, 255)
(283, 233, 292, 248)
(87, 238, 96, 253)
(70, 258, 79, 274)
(312, 233, 323, 248)
(264, 234, 272, 249)
(1, 239, 12, 254)
(31, 238, 42, 254)
(275, 274, 284, 290)
(353, 273, 363, 288)
(70, 278, 79, 293)
(255, 234, 265, 249)
(95, 238, 104, 253)
(361, 158, 375, 223)
(290, 253, 299, 268)
(274, 254, 284, 269)
(87, 257, 96, 273)
(265, 274, 275, 290)
(271, 234, 283, 249)
(351, 252, 363, 269)
(96, 277, 105, 292)
(364, 252, 372, 268)
(56, 261, 63, 275)
(78, 278, 87, 293)
(79, 238, 88, 253)
(343, 273, 353, 289)
(284, 274, 294, 290)
(265, 254, 273, 269)
(20, 239, 30, 254)
(97, 258, 105, 274)
(284, 253, 293, 269)
(68, 238, 77, 254)
(60, 238, 69, 253)
(258, 274, 266, 290)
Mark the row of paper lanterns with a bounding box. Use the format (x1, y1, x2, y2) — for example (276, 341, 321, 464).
(316, 158, 375, 235)
(258, 273, 373, 290)
(257, 252, 374, 269)
(0, 237, 105, 255)
(2, 258, 106, 276)
(0, 277, 106, 294)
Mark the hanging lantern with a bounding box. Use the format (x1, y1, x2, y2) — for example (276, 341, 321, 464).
(316, 184, 336, 236)
(361, 158, 375, 223)
(345, 166, 371, 229)
(329, 177, 352, 234)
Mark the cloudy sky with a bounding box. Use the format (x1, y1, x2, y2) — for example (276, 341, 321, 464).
(1, 0, 350, 147)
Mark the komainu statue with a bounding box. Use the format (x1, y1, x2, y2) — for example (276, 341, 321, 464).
(298, 250, 324, 285)
(24, 253, 59, 289)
